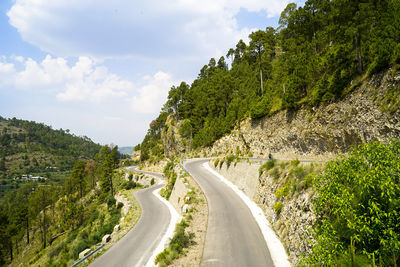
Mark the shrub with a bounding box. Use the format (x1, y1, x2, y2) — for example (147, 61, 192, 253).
(259, 159, 276, 176)
(290, 166, 306, 180)
(155, 219, 195, 266)
(117, 202, 124, 209)
(290, 159, 300, 166)
(219, 160, 224, 169)
(150, 178, 155, 185)
(305, 140, 400, 266)
(214, 158, 220, 168)
(270, 167, 281, 180)
(225, 155, 236, 168)
(273, 202, 283, 215)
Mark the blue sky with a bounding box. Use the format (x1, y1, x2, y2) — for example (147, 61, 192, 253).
(0, 0, 302, 146)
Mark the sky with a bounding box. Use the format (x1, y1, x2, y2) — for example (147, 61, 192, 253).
(0, 0, 304, 147)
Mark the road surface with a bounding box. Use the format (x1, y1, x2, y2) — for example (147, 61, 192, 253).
(90, 171, 170, 267)
(184, 159, 274, 267)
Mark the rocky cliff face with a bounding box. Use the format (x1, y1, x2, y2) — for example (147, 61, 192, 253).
(201, 69, 400, 160)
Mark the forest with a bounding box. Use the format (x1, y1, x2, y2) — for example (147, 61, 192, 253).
(140, 0, 400, 161)
(0, 143, 125, 266)
(0, 116, 102, 197)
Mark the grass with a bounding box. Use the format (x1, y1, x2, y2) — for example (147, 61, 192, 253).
(273, 202, 283, 215)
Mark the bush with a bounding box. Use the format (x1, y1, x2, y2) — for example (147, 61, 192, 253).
(290, 166, 306, 180)
(225, 155, 236, 168)
(290, 159, 300, 166)
(259, 159, 276, 176)
(116, 202, 124, 209)
(214, 158, 220, 168)
(150, 178, 155, 185)
(155, 219, 195, 266)
(273, 202, 283, 215)
(305, 140, 400, 266)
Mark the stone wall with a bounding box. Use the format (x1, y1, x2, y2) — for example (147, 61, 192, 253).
(209, 159, 260, 199)
(169, 177, 189, 215)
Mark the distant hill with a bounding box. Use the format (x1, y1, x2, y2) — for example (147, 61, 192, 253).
(118, 146, 134, 156)
(0, 116, 102, 196)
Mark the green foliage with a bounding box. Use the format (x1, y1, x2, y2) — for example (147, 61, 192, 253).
(275, 179, 292, 199)
(259, 159, 276, 176)
(305, 140, 400, 266)
(225, 155, 237, 168)
(155, 219, 195, 266)
(140, 0, 400, 157)
(160, 162, 177, 200)
(290, 159, 300, 166)
(273, 202, 283, 215)
(213, 158, 220, 168)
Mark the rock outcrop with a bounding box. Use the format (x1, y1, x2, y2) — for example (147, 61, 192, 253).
(201, 70, 400, 160)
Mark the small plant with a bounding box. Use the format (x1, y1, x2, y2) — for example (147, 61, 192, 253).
(290, 159, 300, 166)
(259, 158, 276, 176)
(273, 202, 283, 215)
(214, 158, 220, 168)
(225, 155, 236, 168)
(150, 177, 155, 185)
(290, 166, 306, 180)
(270, 167, 281, 180)
(219, 160, 224, 169)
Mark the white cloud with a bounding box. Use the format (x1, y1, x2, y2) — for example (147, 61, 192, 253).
(0, 55, 175, 115)
(130, 71, 175, 114)
(7, 0, 291, 61)
(0, 55, 134, 102)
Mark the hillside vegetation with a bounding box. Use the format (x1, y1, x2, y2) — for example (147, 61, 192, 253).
(0, 116, 140, 266)
(140, 0, 400, 162)
(0, 116, 102, 197)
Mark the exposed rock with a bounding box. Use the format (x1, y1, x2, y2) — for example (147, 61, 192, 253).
(79, 248, 91, 259)
(182, 204, 190, 213)
(199, 70, 400, 160)
(102, 234, 111, 243)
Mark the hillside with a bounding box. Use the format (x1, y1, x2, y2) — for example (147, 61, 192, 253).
(0, 116, 102, 196)
(0, 141, 141, 266)
(139, 0, 400, 162)
(136, 1, 400, 265)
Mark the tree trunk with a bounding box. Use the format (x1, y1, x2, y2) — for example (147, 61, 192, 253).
(43, 209, 46, 249)
(9, 241, 13, 261)
(258, 50, 264, 96)
(26, 216, 29, 244)
(110, 177, 113, 197)
(259, 67, 264, 96)
(356, 33, 363, 74)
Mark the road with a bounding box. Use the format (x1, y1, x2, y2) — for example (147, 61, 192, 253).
(184, 159, 274, 267)
(90, 171, 170, 267)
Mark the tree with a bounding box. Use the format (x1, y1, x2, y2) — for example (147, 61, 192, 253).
(308, 140, 400, 266)
(71, 160, 86, 199)
(0, 157, 5, 171)
(249, 30, 266, 95)
(85, 160, 96, 189)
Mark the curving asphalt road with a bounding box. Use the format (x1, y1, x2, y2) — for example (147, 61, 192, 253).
(184, 158, 274, 267)
(90, 171, 170, 267)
